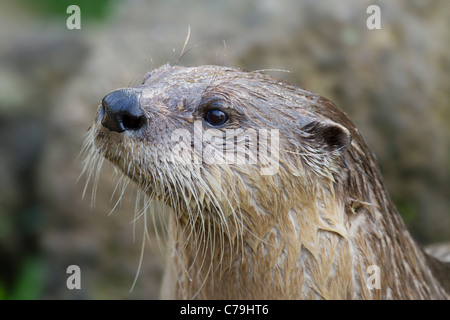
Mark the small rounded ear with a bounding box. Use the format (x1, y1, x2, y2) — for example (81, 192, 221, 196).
(302, 120, 351, 152)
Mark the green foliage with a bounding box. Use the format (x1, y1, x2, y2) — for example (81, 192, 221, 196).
(1, 256, 45, 300)
(0, 284, 7, 300)
(396, 199, 418, 223)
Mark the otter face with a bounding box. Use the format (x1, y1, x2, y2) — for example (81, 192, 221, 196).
(87, 64, 352, 226)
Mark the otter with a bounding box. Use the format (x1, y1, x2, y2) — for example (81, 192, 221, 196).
(83, 64, 450, 299)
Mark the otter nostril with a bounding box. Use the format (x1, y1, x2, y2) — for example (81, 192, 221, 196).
(121, 113, 146, 131)
(100, 89, 146, 133)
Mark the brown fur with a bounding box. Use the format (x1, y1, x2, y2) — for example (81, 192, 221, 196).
(85, 64, 450, 299)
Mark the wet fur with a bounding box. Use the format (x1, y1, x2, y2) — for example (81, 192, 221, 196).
(83, 65, 450, 299)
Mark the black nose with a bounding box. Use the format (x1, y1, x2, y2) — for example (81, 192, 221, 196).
(100, 89, 146, 132)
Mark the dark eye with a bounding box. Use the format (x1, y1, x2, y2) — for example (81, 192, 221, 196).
(204, 109, 229, 127)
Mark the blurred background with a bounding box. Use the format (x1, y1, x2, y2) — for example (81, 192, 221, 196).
(0, 0, 449, 299)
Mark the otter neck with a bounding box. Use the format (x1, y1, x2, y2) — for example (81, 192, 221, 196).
(161, 169, 449, 299)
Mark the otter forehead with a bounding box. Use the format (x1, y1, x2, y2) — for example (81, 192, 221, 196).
(142, 64, 241, 85)
(141, 64, 240, 98)
(136, 65, 237, 113)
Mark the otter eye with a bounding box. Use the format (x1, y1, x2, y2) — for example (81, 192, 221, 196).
(204, 109, 229, 127)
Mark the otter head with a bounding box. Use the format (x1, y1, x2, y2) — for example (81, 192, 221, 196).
(84, 64, 450, 300)
(88, 64, 352, 240)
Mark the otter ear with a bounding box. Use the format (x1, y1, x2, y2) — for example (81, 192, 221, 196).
(302, 119, 351, 152)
